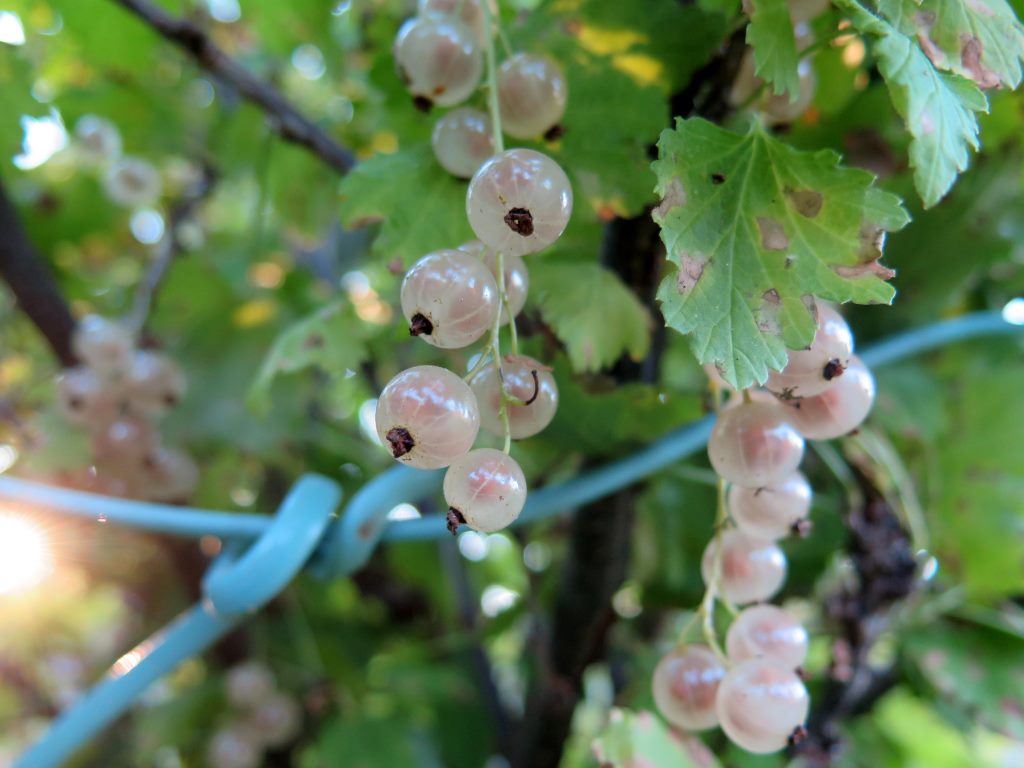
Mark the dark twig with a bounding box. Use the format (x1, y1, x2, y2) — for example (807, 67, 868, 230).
(0, 175, 77, 366)
(126, 162, 217, 336)
(795, 468, 917, 766)
(109, 0, 357, 176)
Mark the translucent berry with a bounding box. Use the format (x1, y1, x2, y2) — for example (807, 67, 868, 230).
(72, 315, 134, 375)
(730, 51, 816, 126)
(701, 529, 787, 605)
(124, 350, 187, 415)
(782, 356, 875, 440)
(497, 53, 568, 139)
(716, 658, 810, 753)
(651, 645, 725, 731)
(400, 250, 498, 348)
(144, 447, 199, 502)
(56, 367, 122, 428)
(767, 305, 854, 400)
(375, 366, 480, 469)
(102, 156, 162, 208)
(225, 662, 276, 709)
(394, 14, 483, 109)
(74, 115, 122, 166)
(469, 356, 557, 439)
(726, 604, 809, 669)
(206, 726, 261, 768)
(466, 148, 573, 257)
(728, 471, 812, 540)
(458, 241, 529, 324)
(92, 418, 156, 464)
(249, 693, 302, 748)
(707, 401, 805, 488)
(443, 448, 527, 533)
(418, 0, 492, 45)
(432, 107, 494, 178)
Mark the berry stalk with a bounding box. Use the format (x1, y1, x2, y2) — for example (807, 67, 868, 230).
(480, 0, 505, 154)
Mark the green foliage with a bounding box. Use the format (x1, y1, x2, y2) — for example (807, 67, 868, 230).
(529, 261, 651, 372)
(652, 117, 907, 389)
(839, 0, 989, 207)
(747, 0, 801, 97)
(878, 0, 1024, 89)
(592, 708, 711, 767)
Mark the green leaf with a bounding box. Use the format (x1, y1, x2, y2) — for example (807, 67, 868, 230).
(592, 708, 714, 767)
(838, 0, 988, 207)
(747, 0, 802, 97)
(652, 117, 907, 389)
(877, 0, 1024, 89)
(529, 261, 651, 372)
(247, 301, 367, 415)
(905, 624, 1024, 739)
(338, 145, 474, 265)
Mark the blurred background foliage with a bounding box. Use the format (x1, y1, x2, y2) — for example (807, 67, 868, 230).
(0, 0, 1023, 766)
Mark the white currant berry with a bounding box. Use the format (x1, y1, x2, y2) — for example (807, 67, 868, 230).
(249, 692, 302, 748)
(56, 367, 122, 428)
(728, 471, 812, 540)
(92, 418, 157, 465)
(466, 148, 573, 257)
(651, 645, 725, 731)
(767, 305, 854, 400)
(206, 726, 262, 768)
(72, 315, 134, 375)
(102, 156, 162, 208)
(418, 0, 492, 44)
(730, 51, 816, 126)
(394, 14, 483, 109)
(432, 107, 494, 178)
(707, 401, 805, 488)
(469, 356, 557, 439)
(497, 53, 568, 139)
(400, 250, 498, 348)
(74, 115, 122, 166)
(144, 447, 200, 502)
(375, 366, 480, 469)
(782, 356, 875, 440)
(225, 662, 276, 709)
(443, 448, 527, 533)
(716, 658, 810, 754)
(701, 528, 787, 605)
(124, 350, 187, 416)
(458, 241, 529, 324)
(726, 605, 809, 669)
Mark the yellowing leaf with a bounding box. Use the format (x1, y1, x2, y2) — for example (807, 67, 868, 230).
(652, 117, 907, 389)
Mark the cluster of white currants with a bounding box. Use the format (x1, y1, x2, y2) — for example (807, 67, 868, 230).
(73, 115, 162, 209)
(206, 662, 302, 768)
(53, 315, 197, 502)
(395, 0, 568, 180)
(652, 303, 876, 753)
(376, 0, 573, 536)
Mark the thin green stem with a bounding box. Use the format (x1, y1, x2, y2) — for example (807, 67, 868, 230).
(480, 0, 505, 153)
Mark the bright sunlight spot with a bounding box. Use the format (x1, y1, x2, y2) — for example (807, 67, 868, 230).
(0, 514, 53, 595)
(0, 11, 25, 45)
(13, 110, 67, 170)
(1002, 297, 1024, 325)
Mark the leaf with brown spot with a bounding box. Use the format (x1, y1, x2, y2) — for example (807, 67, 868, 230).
(878, 0, 1024, 89)
(652, 118, 907, 389)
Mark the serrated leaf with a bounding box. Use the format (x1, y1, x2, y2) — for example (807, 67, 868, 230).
(877, 0, 1024, 89)
(838, 0, 988, 207)
(652, 117, 907, 389)
(747, 0, 802, 97)
(247, 301, 366, 415)
(529, 261, 651, 372)
(338, 145, 474, 265)
(592, 708, 714, 767)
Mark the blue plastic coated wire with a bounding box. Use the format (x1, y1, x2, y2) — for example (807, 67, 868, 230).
(5, 309, 1022, 767)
